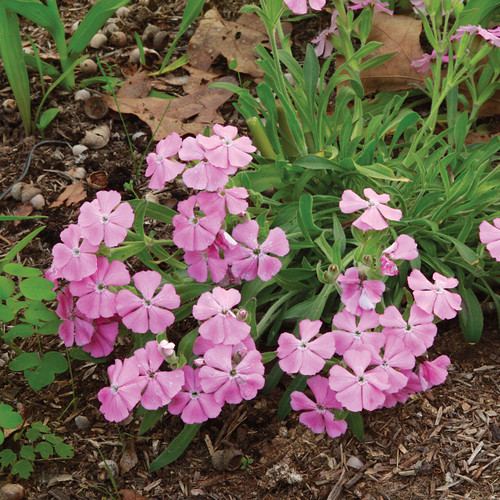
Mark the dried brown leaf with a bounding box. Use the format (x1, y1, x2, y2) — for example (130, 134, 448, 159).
(117, 71, 152, 99)
(12, 204, 33, 225)
(120, 446, 138, 474)
(160, 66, 224, 95)
(49, 181, 87, 208)
(103, 76, 237, 139)
(119, 490, 148, 500)
(188, 9, 291, 78)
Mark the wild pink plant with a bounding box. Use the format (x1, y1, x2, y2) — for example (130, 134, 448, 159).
(479, 218, 500, 261)
(284, 0, 326, 15)
(145, 132, 185, 189)
(197, 187, 249, 219)
(380, 235, 418, 276)
(82, 317, 119, 358)
(184, 245, 228, 283)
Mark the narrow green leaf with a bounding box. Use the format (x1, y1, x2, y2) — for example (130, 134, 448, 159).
(37, 107, 59, 130)
(277, 375, 307, 421)
(346, 412, 364, 440)
(139, 407, 167, 436)
(458, 286, 483, 344)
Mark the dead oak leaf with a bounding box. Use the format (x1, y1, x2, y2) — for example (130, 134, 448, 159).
(160, 66, 225, 95)
(103, 76, 237, 139)
(12, 204, 33, 226)
(338, 13, 427, 95)
(188, 9, 292, 78)
(49, 181, 87, 208)
(117, 71, 152, 99)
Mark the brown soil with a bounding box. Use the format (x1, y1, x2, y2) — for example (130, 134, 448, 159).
(1, 1, 499, 499)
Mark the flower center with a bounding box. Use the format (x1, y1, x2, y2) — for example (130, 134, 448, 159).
(96, 281, 106, 292)
(368, 199, 379, 208)
(315, 404, 326, 414)
(382, 360, 389, 368)
(223, 138, 232, 147)
(190, 390, 200, 400)
(147, 370, 156, 379)
(357, 376, 366, 385)
(143, 299, 152, 308)
(229, 368, 238, 379)
(100, 215, 109, 224)
(405, 323, 413, 333)
(72, 248, 80, 257)
(299, 341, 308, 350)
(253, 248, 261, 256)
(353, 330, 362, 337)
(434, 285, 444, 294)
(110, 384, 119, 394)
(155, 155, 164, 163)
(189, 216, 199, 226)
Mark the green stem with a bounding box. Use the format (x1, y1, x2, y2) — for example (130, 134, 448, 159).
(256, 290, 296, 337)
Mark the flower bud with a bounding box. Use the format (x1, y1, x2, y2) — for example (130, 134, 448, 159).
(193, 358, 204, 368)
(158, 340, 176, 359)
(236, 309, 248, 321)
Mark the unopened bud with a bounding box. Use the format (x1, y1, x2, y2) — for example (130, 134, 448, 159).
(158, 340, 176, 359)
(236, 309, 248, 321)
(193, 358, 204, 368)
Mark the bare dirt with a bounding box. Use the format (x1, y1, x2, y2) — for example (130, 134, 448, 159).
(0, 1, 499, 499)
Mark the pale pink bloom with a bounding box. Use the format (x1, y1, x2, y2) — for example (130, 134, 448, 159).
(312, 11, 338, 58)
(182, 161, 230, 191)
(339, 189, 402, 231)
(382, 370, 422, 408)
(145, 132, 185, 189)
(69, 257, 130, 319)
(82, 317, 119, 358)
(193, 287, 250, 345)
(370, 336, 415, 393)
(418, 355, 451, 391)
(98, 357, 147, 422)
(56, 287, 94, 347)
(410, 0, 461, 16)
(329, 348, 390, 412)
(277, 319, 336, 376)
(133, 341, 184, 410)
(337, 267, 385, 315)
(197, 188, 249, 219)
(196, 124, 256, 169)
(284, 0, 326, 15)
(331, 309, 384, 355)
(168, 366, 223, 424)
(116, 270, 180, 334)
(193, 334, 256, 357)
(178, 136, 205, 162)
(52, 224, 98, 281)
(78, 190, 134, 248)
(199, 345, 265, 405)
(453, 25, 500, 47)
(184, 245, 228, 283)
(158, 339, 176, 359)
(172, 195, 223, 252)
(45, 264, 61, 290)
(408, 270, 462, 320)
(380, 304, 437, 356)
(380, 234, 418, 276)
(290, 375, 348, 438)
(226, 220, 289, 281)
(213, 229, 238, 252)
(411, 50, 450, 73)
(479, 218, 500, 261)
(348, 0, 393, 15)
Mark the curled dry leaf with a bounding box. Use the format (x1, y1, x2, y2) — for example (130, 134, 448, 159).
(188, 9, 292, 78)
(103, 76, 237, 139)
(12, 204, 33, 225)
(119, 490, 148, 500)
(337, 13, 427, 95)
(49, 181, 87, 208)
(81, 125, 110, 149)
(116, 71, 152, 99)
(120, 446, 139, 474)
(161, 66, 225, 95)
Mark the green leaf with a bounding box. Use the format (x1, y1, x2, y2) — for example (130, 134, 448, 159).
(0, 305, 15, 323)
(53, 440, 74, 459)
(1, 227, 46, 269)
(126, 199, 177, 224)
(277, 375, 307, 421)
(24, 351, 68, 391)
(19, 277, 56, 301)
(3, 263, 41, 277)
(359, 52, 396, 72)
(37, 107, 59, 130)
(34, 441, 53, 459)
(139, 407, 167, 436)
(354, 162, 410, 182)
(0, 404, 23, 429)
(346, 412, 364, 440)
(11, 459, 34, 479)
(458, 286, 483, 344)
(0, 276, 15, 299)
(0, 449, 17, 467)
(3, 324, 35, 343)
(9, 352, 40, 371)
(261, 352, 277, 363)
(26, 422, 50, 441)
(19, 445, 36, 461)
(149, 424, 202, 471)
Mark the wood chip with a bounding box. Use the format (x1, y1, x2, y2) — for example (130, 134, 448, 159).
(468, 441, 484, 465)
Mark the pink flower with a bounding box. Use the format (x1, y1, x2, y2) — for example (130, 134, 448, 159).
(56, 287, 94, 347)
(78, 190, 134, 248)
(380, 234, 418, 276)
(340, 189, 402, 231)
(192, 287, 250, 345)
(277, 319, 336, 375)
(178, 136, 205, 162)
(69, 257, 130, 319)
(329, 348, 390, 412)
(407, 270, 462, 320)
(383, 370, 422, 408)
(116, 270, 180, 334)
(290, 376, 347, 438)
(45, 264, 61, 290)
(182, 161, 230, 191)
(196, 124, 256, 169)
(82, 317, 119, 358)
(168, 366, 223, 424)
(226, 220, 289, 281)
(479, 218, 500, 261)
(184, 245, 228, 283)
(331, 309, 384, 355)
(380, 304, 437, 356)
(312, 11, 338, 58)
(133, 341, 184, 410)
(145, 132, 185, 189)
(199, 345, 265, 405)
(172, 195, 223, 252)
(453, 25, 500, 47)
(411, 49, 450, 73)
(284, 0, 326, 15)
(97, 357, 147, 422)
(52, 224, 98, 281)
(193, 334, 256, 357)
(197, 188, 249, 219)
(418, 355, 451, 391)
(348, 0, 393, 15)
(337, 267, 385, 315)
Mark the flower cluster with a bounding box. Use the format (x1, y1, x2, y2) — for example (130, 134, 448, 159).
(280, 189, 459, 437)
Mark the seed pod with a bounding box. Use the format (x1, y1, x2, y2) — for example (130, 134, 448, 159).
(109, 31, 127, 47)
(116, 6, 130, 17)
(29, 194, 45, 210)
(21, 185, 42, 204)
(74, 89, 91, 102)
(72, 144, 89, 156)
(10, 182, 27, 200)
(90, 33, 107, 49)
(142, 24, 160, 43)
(3, 99, 17, 112)
(79, 59, 97, 75)
(211, 448, 243, 471)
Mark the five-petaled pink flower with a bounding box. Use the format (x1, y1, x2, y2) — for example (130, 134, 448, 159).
(411, 49, 450, 73)
(407, 270, 462, 320)
(78, 190, 135, 248)
(277, 319, 336, 375)
(196, 124, 256, 169)
(98, 357, 147, 422)
(339, 188, 402, 231)
(329, 348, 390, 412)
(290, 376, 348, 438)
(479, 218, 500, 261)
(82, 317, 119, 358)
(116, 270, 180, 334)
(226, 220, 289, 281)
(184, 245, 228, 283)
(380, 234, 418, 276)
(418, 355, 451, 391)
(145, 132, 185, 190)
(284, 0, 326, 15)
(348, 0, 393, 15)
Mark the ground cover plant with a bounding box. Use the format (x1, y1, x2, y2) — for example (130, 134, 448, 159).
(1, 0, 500, 497)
